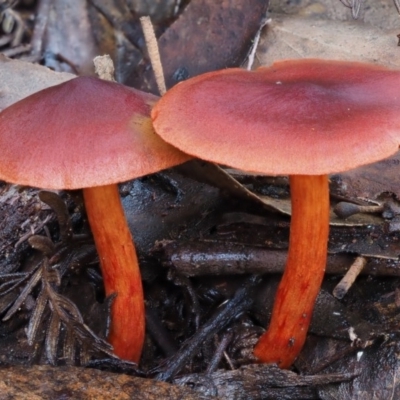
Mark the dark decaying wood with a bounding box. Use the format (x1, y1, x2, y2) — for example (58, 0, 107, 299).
(155, 240, 400, 277)
(174, 364, 359, 400)
(154, 275, 259, 381)
(0, 362, 360, 400)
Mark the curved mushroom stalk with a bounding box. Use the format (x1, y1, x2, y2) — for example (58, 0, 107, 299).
(0, 76, 191, 365)
(150, 59, 400, 368)
(253, 175, 329, 368)
(84, 184, 145, 363)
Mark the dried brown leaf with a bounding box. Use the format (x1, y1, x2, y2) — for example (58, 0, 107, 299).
(257, 15, 400, 69)
(46, 312, 61, 365)
(39, 191, 73, 242)
(42, 0, 98, 75)
(2, 266, 42, 321)
(63, 326, 76, 365)
(27, 288, 48, 346)
(131, 0, 269, 92)
(332, 151, 400, 200)
(0, 55, 74, 111)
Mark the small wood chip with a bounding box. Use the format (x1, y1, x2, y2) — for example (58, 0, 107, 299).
(333, 256, 367, 299)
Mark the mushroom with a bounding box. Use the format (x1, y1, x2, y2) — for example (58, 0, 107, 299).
(151, 59, 400, 368)
(0, 76, 190, 362)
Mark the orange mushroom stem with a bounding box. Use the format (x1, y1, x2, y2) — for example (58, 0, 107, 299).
(150, 58, 400, 367)
(83, 185, 144, 363)
(0, 76, 190, 364)
(253, 175, 329, 368)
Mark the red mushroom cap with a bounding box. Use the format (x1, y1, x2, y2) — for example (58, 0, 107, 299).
(0, 76, 190, 189)
(152, 59, 400, 175)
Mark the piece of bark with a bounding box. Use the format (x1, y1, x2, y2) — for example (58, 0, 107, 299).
(174, 363, 358, 400)
(0, 364, 212, 400)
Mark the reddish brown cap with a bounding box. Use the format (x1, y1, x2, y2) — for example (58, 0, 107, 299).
(152, 59, 400, 175)
(0, 77, 190, 189)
